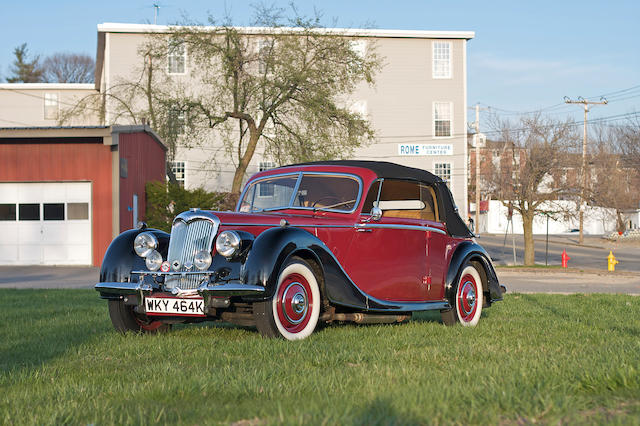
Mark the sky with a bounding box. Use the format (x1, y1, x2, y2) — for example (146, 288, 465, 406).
(1, 0, 639, 129)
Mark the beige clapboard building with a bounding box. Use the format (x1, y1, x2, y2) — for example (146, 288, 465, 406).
(1, 23, 473, 217)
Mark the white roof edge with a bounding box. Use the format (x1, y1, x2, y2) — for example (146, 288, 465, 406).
(0, 83, 96, 90)
(98, 23, 474, 39)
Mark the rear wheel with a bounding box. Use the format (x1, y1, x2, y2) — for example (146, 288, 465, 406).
(441, 263, 484, 326)
(254, 257, 322, 340)
(108, 300, 171, 333)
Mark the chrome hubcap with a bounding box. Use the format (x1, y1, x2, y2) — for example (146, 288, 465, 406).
(281, 282, 308, 324)
(291, 293, 306, 314)
(460, 282, 476, 316)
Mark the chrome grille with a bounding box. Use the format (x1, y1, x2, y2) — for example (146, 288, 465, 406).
(165, 210, 219, 290)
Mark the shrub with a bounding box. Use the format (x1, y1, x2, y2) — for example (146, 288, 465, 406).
(145, 181, 236, 232)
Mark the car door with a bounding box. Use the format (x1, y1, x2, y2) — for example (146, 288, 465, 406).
(343, 179, 434, 302)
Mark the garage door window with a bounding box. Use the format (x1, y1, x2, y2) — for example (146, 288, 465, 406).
(19, 204, 40, 221)
(44, 203, 65, 221)
(0, 204, 16, 220)
(67, 203, 89, 220)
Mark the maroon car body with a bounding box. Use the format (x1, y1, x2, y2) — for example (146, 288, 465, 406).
(96, 161, 504, 339)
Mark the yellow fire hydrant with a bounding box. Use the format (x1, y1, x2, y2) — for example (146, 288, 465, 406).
(607, 250, 619, 272)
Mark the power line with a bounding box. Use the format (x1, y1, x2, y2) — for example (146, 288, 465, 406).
(564, 96, 608, 244)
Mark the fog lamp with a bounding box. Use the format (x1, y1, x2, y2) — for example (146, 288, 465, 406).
(194, 250, 213, 270)
(145, 250, 163, 271)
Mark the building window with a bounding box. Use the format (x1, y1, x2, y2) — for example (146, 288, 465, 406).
(169, 161, 186, 187)
(44, 203, 65, 221)
(257, 39, 272, 74)
(167, 108, 186, 140)
(259, 161, 277, 172)
(44, 93, 59, 120)
(434, 102, 452, 137)
(67, 203, 89, 220)
(434, 163, 451, 186)
(167, 40, 186, 74)
(0, 204, 16, 221)
(432, 41, 451, 79)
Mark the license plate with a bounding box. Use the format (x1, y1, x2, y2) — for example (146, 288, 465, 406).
(145, 296, 206, 317)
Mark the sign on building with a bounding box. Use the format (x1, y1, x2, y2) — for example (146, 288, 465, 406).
(397, 144, 453, 156)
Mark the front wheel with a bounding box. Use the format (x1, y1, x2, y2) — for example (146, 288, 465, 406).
(441, 263, 484, 326)
(108, 300, 171, 333)
(253, 257, 322, 340)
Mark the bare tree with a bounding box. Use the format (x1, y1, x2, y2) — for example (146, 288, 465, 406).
(42, 53, 95, 83)
(616, 116, 640, 165)
(488, 115, 577, 265)
(6, 43, 43, 83)
(63, 7, 381, 193)
(590, 123, 640, 232)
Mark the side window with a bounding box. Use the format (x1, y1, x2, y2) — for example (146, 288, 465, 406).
(373, 180, 439, 222)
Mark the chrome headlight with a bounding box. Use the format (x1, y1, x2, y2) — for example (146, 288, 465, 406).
(194, 250, 213, 270)
(145, 250, 163, 271)
(215, 230, 241, 258)
(134, 232, 158, 258)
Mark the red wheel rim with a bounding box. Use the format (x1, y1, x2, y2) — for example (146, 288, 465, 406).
(276, 272, 313, 334)
(457, 273, 478, 323)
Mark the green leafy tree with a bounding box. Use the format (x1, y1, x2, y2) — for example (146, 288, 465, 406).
(145, 181, 233, 231)
(7, 43, 44, 83)
(76, 7, 381, 194)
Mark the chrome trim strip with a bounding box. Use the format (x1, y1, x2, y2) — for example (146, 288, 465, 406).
(95, 282, 155, 296)
(222, 223, 446, 234)
(95, 281, 265, 298)
(174, 209, 221, 225)
(236, 171, 364, 214)
(132, 270, 211, 276)
(355, 223, 447, 235)
(197, 282, 266, 297)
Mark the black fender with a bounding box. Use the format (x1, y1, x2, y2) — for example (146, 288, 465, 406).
(239, 226, 428, 311)
(240, 226, 324, 299)
(99, 228, 170, 283)
(445, 240, 502, 305)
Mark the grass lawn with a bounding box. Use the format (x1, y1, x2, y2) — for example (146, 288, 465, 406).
(1, 290, 639, 425)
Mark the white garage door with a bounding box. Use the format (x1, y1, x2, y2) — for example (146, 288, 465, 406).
(0, 182, 92, 265)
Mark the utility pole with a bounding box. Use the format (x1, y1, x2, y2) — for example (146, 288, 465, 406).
(564, 96, 607, 244)
(470, 103, 486, 234)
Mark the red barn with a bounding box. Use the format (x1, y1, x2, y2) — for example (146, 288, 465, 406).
(0, 125, 166, 266)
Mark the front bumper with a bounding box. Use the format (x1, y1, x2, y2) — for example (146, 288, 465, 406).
(95, 270, 265, 300)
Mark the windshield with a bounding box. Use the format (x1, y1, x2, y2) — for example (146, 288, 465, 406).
(238, 173, 361, 213)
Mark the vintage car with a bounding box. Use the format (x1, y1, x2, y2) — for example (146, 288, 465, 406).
(96, 161, 504, 340)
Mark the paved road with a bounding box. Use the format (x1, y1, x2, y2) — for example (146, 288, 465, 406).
(478, 233, 640, 273)
(496, 269, 640, 295)
(0, 266, 99, 289)
(1, 262, 639, 295)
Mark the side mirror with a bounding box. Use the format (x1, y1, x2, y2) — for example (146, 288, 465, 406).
(370, 206, 382, 221)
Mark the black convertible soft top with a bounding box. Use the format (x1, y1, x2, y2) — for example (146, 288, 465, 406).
(292, 160, 473, 238)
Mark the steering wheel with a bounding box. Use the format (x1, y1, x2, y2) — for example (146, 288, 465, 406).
(311, 196, 342, 208)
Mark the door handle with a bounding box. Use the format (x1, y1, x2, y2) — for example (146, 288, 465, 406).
(356, 228, 372, 232)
